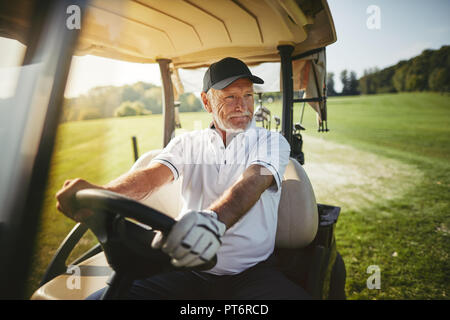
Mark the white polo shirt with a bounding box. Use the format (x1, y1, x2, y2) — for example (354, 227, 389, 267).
(150, 120, 290, 275)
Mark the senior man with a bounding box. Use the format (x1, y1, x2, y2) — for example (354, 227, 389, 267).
(56, 57, 310, 300)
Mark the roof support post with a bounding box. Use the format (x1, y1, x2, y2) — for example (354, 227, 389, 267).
(157, 59, 175, 147)
(0, 0, 87, 299)
(277, 45, 295, 146)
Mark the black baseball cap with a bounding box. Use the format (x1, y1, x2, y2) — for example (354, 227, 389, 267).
(202, 57, 264, 93)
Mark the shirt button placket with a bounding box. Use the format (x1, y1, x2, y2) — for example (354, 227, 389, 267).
(218, 146, 227, 185)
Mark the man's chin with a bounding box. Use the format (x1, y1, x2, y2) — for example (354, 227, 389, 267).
(228, 117, 251, 130)
(226, 122, 251, 133)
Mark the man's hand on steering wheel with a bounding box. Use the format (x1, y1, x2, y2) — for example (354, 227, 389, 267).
(151, 210, 226, 268)
(56, 178, 103, 222)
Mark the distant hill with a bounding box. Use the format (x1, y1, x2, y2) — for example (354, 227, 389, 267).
(61, 81, 203, 122)
(358, 45, 450, 94)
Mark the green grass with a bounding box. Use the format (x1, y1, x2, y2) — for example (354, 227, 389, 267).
(27, 92, 450, 299)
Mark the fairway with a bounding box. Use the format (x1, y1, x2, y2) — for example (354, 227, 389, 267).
(28, 92, 450, 299)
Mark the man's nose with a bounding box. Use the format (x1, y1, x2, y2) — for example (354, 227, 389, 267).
(234, 96, 247, 111)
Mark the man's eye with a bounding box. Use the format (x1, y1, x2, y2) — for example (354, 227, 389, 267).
(225, 96, 234, 99)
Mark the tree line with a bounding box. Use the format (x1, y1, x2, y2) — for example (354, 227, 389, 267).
(326, 45, 449, 96)
(61, 81, 203, 122)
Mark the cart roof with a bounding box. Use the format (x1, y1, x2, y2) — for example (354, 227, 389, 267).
(1, 0, 336, 68)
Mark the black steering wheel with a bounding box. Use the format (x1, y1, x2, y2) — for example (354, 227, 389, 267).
(73, 188, 216, 299)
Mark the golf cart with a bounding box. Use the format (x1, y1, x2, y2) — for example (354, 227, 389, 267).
(0, 0, 345, 300)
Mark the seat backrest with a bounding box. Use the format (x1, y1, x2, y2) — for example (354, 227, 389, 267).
(275, 158, 318, 248)
(131, 150, 318, 249)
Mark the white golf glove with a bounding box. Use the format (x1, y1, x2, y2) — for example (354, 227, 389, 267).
(151, 210, 226, 268)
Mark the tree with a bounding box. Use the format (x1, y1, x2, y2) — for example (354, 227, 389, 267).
(405, 74, 426, 92)
(114, 101, 150, 117)
(122, 85, 141, 102)
(179, 93, 203, 112)
(78, 108, 101, 120)
(405, 55, 429, 91)
(373, 66, 396, 93)
(326, 72, 337, 96)
(354, 46, 449, 94)
(141, 87, 162, 114)
(349, 71, 359, 95)
(358, 69, 374, 94)
(429, 46, 450, 71)
(393, 63, 408, 92)
(428, 68, 450, 92)
(340, 70, 359, 95)
(340, 69, 349, 95)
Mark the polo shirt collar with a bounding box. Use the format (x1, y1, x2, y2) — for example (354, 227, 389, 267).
(208, 117, 256, 131)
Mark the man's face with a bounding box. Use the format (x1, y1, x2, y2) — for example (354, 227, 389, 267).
(202, 78, 254, 132)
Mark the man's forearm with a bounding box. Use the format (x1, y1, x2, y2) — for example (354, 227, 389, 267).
(207, 165, 274, 229)
(103, 163, 173, 200)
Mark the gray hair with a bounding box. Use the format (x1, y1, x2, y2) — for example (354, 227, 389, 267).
(205, 88, 220, 107)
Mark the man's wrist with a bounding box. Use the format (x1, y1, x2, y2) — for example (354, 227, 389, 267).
(202, 209, 219, 220)
(202, 209, 227, 232)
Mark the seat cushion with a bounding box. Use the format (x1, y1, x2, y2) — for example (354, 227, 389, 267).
(31, 252, 112, 300)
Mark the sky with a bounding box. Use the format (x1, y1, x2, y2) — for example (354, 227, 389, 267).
(326, 0, 450, 90)
(1, 0, 449, 97)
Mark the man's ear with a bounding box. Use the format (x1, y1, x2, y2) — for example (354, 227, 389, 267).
(201, 92, 212, 113)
